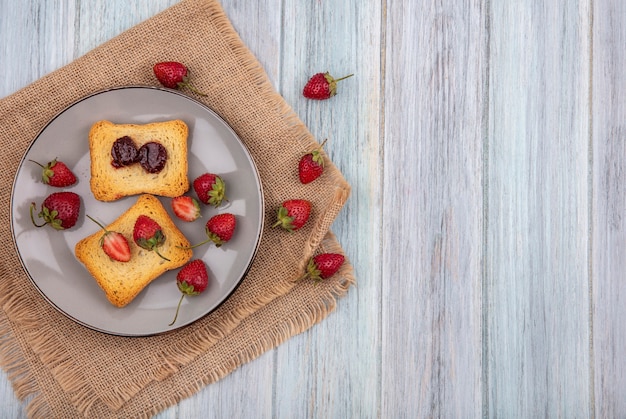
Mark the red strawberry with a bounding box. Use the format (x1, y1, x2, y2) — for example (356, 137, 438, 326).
(184, 213, 236, 249)
(133, 215, 169, 261)
(300, 253, 345, 282)
(153, 61, 207, 96)
(302, 72, 354, 100)
(298, 139, 327, 184)
(206, 213, 236, 246)
(29, 158, 77, 187)
(193, 173, 226, 207)
(169, 259, 209, 326)
(30, 191, 80, 230)
(86, 215, 131, 262)
(273, 199, 311, 232)
(171, 196, 201, 222)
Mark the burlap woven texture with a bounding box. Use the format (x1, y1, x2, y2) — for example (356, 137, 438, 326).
(0, 0, 354, 417)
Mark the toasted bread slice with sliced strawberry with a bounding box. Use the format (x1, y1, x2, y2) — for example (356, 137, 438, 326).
(75, 194, 192, 308)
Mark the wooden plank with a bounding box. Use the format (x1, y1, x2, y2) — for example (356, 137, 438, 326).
(381, 0, 486, 416)
(273, 0, 383, 417)
(0, 373, 25, 419)
(0, 0, 77, 95)
(73, 1, 175, 56)
(591, 0, 626, 417)
(486, 1, 591, 416)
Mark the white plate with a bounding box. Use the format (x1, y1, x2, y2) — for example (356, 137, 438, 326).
(10, 86, 264, 336)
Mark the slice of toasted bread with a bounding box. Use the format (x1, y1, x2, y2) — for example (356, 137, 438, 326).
(75, 194, 193, 308)
(89, 119, 189, 201)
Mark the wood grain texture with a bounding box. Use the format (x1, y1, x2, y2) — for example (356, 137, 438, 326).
(382, 0, 485, 416)
(592, 0, 626, 417)
(486, 1, 592, 417)
(0, 0, 76, 94)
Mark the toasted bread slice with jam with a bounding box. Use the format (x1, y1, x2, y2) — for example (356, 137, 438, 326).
(89, 119, 189, 201)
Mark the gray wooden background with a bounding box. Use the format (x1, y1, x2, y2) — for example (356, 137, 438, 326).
(1, 0, 624, 417)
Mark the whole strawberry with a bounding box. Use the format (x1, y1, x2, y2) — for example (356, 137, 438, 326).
(153, 61, 207, 96)
(206, 213, 236, 246)
(86, 215, 131, 262)
(193, 173, 226, 207)
(171, 196, 201, 222)
(29, 158, 77, 187)
(300, 253, 345, 282)
(273, 199, 311, 232)
(302, 72, 353, 100)
(133, 215, 169, 261)
(30, 191, 80, 230)
(299, 139, 327, 184)
(169, 259, 209, 326)
(184, 213, 236, 249)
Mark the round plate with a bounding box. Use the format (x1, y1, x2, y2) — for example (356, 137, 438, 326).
(10, 86, 264, 336)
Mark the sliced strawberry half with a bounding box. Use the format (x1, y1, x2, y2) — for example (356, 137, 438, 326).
(86, 215, 131, 262)
(171, 196, 201, 222)
(101, 231, 131, 262)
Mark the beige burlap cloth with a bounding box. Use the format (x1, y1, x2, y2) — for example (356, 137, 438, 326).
(0, 0, 354, 417)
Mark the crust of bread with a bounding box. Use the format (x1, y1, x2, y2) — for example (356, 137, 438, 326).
(89, 119, 189, 202)
(75, 194, 193, 308)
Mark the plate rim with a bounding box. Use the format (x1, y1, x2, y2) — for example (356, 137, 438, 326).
(9, 85, 265, 337)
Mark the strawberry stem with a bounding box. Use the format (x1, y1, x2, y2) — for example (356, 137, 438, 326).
(178, 69, 208, 96)
(28, 159, 45, 168)
(86, 214, 108, 232)
(154, 247, 171, 262)
(169, 294, 185, 326)
(177, 237, 212, 250)
(179, 82, 208, 97)
(29, 203, 46, 228)
(334, 74, 354, 82)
